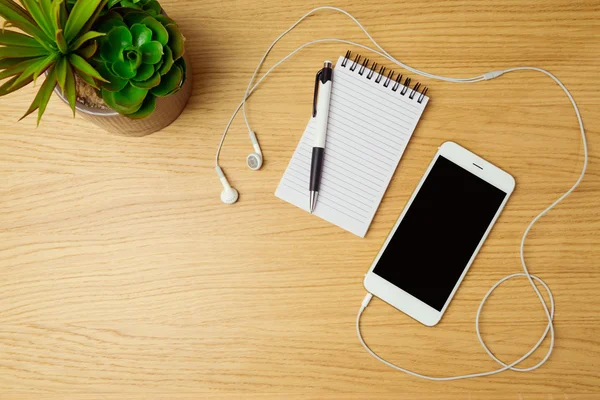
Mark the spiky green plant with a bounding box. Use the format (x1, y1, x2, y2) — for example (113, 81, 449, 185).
(92, 8, 186, 119)
(0, 0, 109, 124)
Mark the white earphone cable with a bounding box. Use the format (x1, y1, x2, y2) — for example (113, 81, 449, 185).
(215, 7, 588, 379)
(357, 64, 587, 380)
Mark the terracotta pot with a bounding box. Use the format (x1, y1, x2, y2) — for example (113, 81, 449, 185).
(53, 53, 193, 137)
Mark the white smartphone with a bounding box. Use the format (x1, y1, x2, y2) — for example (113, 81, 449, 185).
(363, 142, 515, 326)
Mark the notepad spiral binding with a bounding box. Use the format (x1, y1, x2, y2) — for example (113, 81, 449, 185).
(341, 50, 428, 104)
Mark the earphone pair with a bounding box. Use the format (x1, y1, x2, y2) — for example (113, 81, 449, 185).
(217, 130, 263, 204)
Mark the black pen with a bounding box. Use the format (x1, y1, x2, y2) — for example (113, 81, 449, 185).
(309, 60, 333, 213)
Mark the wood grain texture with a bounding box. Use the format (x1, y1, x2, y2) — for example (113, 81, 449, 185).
(0, 0, 599, 398)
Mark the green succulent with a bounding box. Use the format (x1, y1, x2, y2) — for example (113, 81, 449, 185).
(93, 9, 186, 119)
(107, 0, 161, 14)
(0, 0, 108, 124)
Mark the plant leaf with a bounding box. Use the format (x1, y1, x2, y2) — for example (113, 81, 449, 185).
(19, 64, 57, 125)
(132, 62, 153, 81)
(1, 19, 52, 44)
(0, 55, 42, 78)
(69, 53, 108, 82)
(79, 0, 108, 37)
(0, 56, 29, 68)
(112, 59, 136, 79)
(0, 55, 42, 79)
(64, 61, 76, 116)
(130, 23, 152, 47)
(70, 31, 104, 50)
(50, 0, 65, 31)
(77, 41, 97, 59)
(165, 23, 184, 60)
(158, 45, 173, 75)
(0, 73, 32, 96)
(102, 88, 143, 114)
(151, 62, 182, 97)
(139, 40, 162, 64)
(111, 82, 148, 108)
(0, 0, 36, 27)
(140, 16, 168, 45)
(55, 56, 67, 92)
(0, 30, 43, 47)
(125, 93, 155, 119)
(55, 29, 68, 54)
(76, 70, 99, 89)
(63, 0, 102, 43)
(0, 45, 49, 58)
(21, 0, 53, 38)
(97, 62, 127, 91)
(130, 70, 160, 89)
(10, 52, 56, 88)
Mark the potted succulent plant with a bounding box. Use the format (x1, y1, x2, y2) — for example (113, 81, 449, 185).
(0, 0, 191, 136)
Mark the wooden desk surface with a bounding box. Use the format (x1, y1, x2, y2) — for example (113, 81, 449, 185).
(1, 0, 599, 398)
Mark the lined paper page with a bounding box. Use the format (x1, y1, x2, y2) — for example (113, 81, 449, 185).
(275, 56, 429, 237)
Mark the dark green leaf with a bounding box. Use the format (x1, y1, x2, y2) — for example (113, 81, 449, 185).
(0, 73, 32, 96)
(97, 62, 127, 92)
(154, 14, 176, 26)
(70, 31, 105, 50)
(176, 56, 187, 87)
(151, 63, 181, 97)
(0, 45, 49, 58)
(122, 11, 147, 26)
(19, 64, 57, 125)
(130, 70, 160, 89)
(130, 23, 152, 47)
(64, 0, 102, 43)
(0, 30, 43, 47)
(140, 40, 162, 64)
(64, 62, 76, 116)
(165, 23, 184, 60)
(69, 53, 109, 82)
(55, 56, 67, 91)
(77, 41, 98, 59)
(95, 11, 127, 33)
(55, 29, 68, 54)
(158, 45, 173, 75)
(141, 16, 168, 45)
(76, 70, 99, 89)
(0, 55, 43, 79)
(0, 57, 29, 69)
(132, 62, 153, 81)
(112, 59, 136, 79)
(112, 82, 148, 108)
(106, 25, 132, 51)
(11, 52, 56, 88)
(144, 1, 161, 15)
(125, 93, 156, 119)
(102, 87, 143, 114)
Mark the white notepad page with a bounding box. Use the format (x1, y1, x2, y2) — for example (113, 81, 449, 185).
(275, 56, 429, 237)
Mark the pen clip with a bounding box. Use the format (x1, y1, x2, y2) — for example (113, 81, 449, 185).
(313, 69, 322, 117)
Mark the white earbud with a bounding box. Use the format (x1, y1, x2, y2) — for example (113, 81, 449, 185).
(216, 166, 239, 204)
(246, 130, 263, 170)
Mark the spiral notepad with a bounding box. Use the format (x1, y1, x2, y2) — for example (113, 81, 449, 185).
(275, 52, 430, 237)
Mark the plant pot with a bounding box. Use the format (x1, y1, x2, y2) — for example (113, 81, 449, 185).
(53, 52, 193, 137)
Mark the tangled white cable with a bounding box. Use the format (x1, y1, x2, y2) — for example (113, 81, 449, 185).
(215, 7, 588, 379)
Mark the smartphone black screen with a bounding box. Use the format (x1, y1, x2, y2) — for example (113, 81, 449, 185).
(372, 156, 507, 311)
